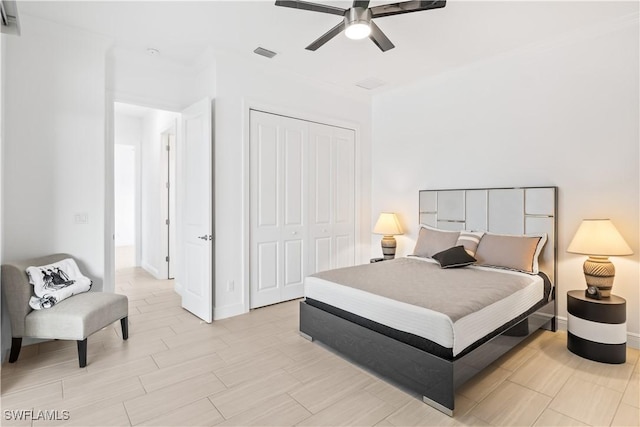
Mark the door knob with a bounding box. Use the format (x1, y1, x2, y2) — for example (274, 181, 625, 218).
(198, 235, 212, 241)
(292, 231, 298, 235)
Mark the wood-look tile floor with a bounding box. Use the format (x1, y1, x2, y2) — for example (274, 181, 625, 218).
(2, 267, 638, 427)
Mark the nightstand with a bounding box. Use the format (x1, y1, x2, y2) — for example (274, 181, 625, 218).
(567, 290, 626, 364)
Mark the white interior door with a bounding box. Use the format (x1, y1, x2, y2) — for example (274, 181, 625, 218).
(177, 98, 213, 322)
(331, 127, 356, 268)
(250, 110, 308, 309)
(308, 123, 355, 274)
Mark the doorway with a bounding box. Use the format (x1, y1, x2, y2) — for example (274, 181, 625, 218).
(113, 102, 179, 280)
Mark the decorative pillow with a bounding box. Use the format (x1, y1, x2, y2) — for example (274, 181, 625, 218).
(475, 232, 548, 274)
(432, 246, 477, 268)
(26, 258, 92, 309)
(413, 225, 460, 258)
(456, 231, 485, 256)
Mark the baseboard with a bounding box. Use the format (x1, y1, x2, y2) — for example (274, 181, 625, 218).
(141, 261, 160, 280)
(557, 316, 567, 331)
(214, 303, 247, 320)
(627, 332, 640, 349)
(174, 281, 184, 296)
(557, 315, 639, 349)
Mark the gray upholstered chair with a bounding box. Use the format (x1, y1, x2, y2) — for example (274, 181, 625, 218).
(1, 253, 129, 367)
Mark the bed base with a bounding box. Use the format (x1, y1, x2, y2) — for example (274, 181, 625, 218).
(299, 299, 556, 416)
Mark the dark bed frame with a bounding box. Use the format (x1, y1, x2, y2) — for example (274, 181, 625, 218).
(299, 186, 558, 415)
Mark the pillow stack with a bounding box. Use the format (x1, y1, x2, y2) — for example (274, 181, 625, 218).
(412, 224, 547, 273)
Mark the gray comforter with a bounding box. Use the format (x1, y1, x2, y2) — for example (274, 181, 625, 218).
(311, 257, 540, 322)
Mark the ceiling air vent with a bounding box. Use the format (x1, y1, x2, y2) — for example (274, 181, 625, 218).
(0, 0, 20, 36)
(355, 77, 386, 90)
(253, 47, 277, 59)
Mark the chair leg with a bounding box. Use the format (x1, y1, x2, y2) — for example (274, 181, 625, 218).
(8, 337, 22, 363)
(121, 317, 128, 340)
(77, 339, 87, 368)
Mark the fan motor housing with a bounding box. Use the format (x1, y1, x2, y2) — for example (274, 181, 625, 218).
(346, 7, 372, 26)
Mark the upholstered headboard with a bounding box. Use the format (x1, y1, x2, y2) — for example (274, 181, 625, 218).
(419, 187, 557, 283)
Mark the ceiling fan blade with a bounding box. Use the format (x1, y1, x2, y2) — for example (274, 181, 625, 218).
(275, 0, 346, 16)
(368, 21, 395, 52)
(370, 0, 446, 18)
(352, 0, 370, 8)
(306, 20, 346, 51)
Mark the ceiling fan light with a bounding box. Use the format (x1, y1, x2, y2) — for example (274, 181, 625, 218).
(345, 22, 371, 40)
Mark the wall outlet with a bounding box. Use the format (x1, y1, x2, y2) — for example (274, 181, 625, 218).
(227, 280, 234, 292)
(74, 213, 88, 224)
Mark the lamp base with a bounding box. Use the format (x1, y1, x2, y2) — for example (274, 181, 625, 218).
(583, 256, 615, 298)
(381, 236, 397, 260)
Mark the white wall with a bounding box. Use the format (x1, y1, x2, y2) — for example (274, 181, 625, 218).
(114, 113, 143, 147)
(213, 52, 372, 319)
(114, 144, 136, 247)
(2, 15, 110, 287)
(371, 20, 639, 342)
(114, 113, 141, 251)
(108, 47, 215, 112)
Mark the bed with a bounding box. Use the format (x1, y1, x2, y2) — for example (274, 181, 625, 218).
(299, 186, 557, 415)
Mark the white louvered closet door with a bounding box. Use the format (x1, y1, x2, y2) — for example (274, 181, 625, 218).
(250, 111, 308, 309)
(308, 123, 356, 274)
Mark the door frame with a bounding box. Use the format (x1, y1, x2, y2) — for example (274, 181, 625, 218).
(160, 121, 177, 280)
(241, 99, 363, 314)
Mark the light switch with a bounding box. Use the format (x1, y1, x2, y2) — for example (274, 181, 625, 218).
(74, 213, 88, 224)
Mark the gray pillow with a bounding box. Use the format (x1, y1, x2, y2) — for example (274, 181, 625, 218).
(475, 233, 547, 274)
(413, 225, 460, 258)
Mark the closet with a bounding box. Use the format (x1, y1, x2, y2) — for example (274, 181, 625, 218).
(250, 110, 355, 309)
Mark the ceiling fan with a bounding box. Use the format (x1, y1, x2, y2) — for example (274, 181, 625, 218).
(274, 0, 446, 52)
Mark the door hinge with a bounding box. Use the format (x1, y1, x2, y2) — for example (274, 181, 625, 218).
(166, 145, 170, 151)
(165, 219, 170, 225)
(166, 256, 170, 262)
(166, 182, 170, 189)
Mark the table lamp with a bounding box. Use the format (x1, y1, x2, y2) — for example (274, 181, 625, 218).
(567, 219, 633, 298)
(373, 212, 403, 260)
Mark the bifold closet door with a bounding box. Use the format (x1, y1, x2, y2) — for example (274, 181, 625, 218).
(308, 123, 356, 274)
(250, 111, 308, 309)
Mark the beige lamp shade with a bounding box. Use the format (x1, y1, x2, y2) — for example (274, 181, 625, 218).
(567, 219, 633, 256)
(373, 213, 403, 236)
(567, 219, 632, 298)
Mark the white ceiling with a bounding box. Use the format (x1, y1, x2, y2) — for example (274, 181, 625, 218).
(17, 1, 640, 94)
